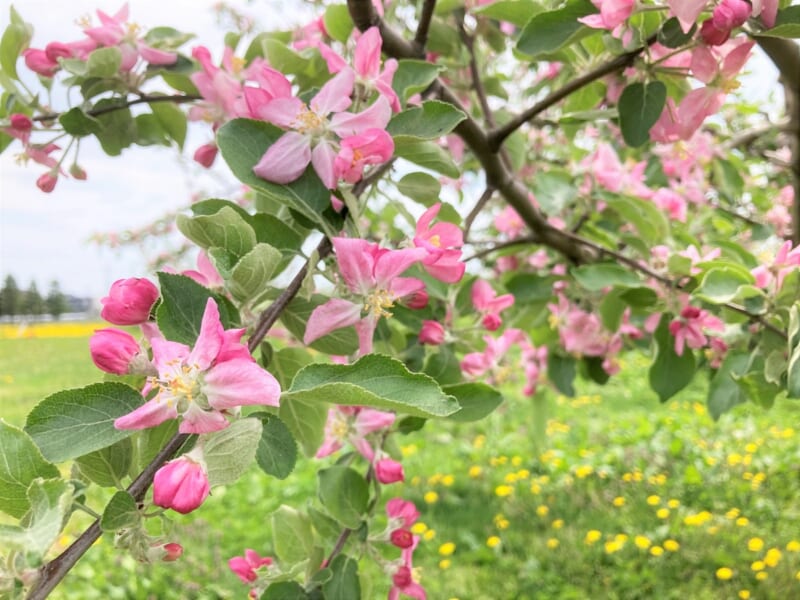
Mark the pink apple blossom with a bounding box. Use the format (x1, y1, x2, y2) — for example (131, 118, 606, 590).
(471, 280, 514, 331)
(100, 277, 159, 325)
(751, 240, 800, 291)
(578, 0, 635, 33)
(114, 298, 280, 434)
(413, 203, 466, 283)
(419, 320, 446, 345)
(316, 406, 396, 461)
(388, 537, 426, 600)
(304, 238, 426, 355)
(152, 450, 210, 514)
(668, 305, 725, 355)
(229, 549, 273, 584)
(334, 128, 395, 184)
(669, 0, 709, 32)
(36, 171, 58, 193)
(376, 457, 405, 484)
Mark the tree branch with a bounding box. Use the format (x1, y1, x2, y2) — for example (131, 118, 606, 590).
(414, 0, 437, 52)
(487, 35, 657, 152)
(33, 94, 203, 123)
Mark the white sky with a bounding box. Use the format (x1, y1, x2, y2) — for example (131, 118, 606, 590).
(0, 1, 784, 300)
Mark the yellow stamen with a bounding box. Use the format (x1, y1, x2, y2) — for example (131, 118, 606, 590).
(364, 289, 394, 318)
(428, 234, 441, 247)
(295, 109, 326, 135)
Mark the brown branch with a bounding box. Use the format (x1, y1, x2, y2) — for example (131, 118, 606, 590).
(464, 186, 496, 240)
(27, 433, 191, 600)
(464, 235, 538, 261)
(487, 34, 658, 152)
(33, 94, 203, 123)
(414, 0, 437, 52)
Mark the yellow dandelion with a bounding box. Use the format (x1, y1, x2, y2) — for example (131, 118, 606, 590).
(439, 559, 451, 569)
(646, 495, 661, 506)
(751, 560, 765, 572)
(612, 496, 626, 507)
(401, 444, 418, 457)
(575, 465, 594, 479)
(650, 546, 664, 556)
(495, 485, 513, 498)
(744, 442, 758, 453)
(736, 517, 749, 527)
(725, 508, 740, 519)
(604, 540, 623, 554)
(487, 536, 501, 548)
(546, 538, 559, 549)
(786, 540, 800, 552)
(516, 469, 530, 480)
(764, 548, 782, 567)
(739, 590, 751, 599)
(656, 508, 670, 519)
(530, 483, 541, 495)
(634, 535, 651, 550)
(716, 567, 734, 580)
(424, 491, 439, 504)
(755, 572, 768, 581)
(585, 530, 602, 545)
(439, 542, 456, 556)
(511, 455, 522, 467)
(667, 498, 680, 509)
(428, 473, 443, 485)
(504, 473, 519, 484)
(441, 474, 454, 486)
(747, 537, 764, 552)
(551, 519, 564, 530)
(663, 539, 680, 552)
(423, 529, 436, 541)
(536, 505, 549, 517)
(468, 465, 482, 478)
(411, 522, 428, 535)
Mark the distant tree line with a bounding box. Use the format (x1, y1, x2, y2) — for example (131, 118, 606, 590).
(0, 275, 69, 319)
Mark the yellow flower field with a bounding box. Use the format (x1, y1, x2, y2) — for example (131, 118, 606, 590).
(0, 321, 105, 339)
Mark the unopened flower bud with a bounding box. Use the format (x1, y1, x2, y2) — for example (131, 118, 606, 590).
(193, 143, 218, 168)
(390, 528, 414, 548)
(712, 0, 751, 30)
(100, 277, 159, 325)
(162, 543, 184, 561)
(375, 458, 405, 484)
(482, 313, 502, 331)
(153, 454, 210, 514)
(69, 163, 87, 180)
(36, 171, 58, 193)
(418, 320, 445, 345)
(700, 18, 731, 46)
(405, 289, 428, 310)
(90, 328, 142, 374)
(9, 113, 32, 131)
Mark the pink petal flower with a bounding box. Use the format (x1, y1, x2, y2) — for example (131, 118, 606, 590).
(304, 298, 363, 345)
(153, 453, 210, 514)
(203, 359, 281, 410)
(253, 131, 312, 184)
(90, 328, 142, 374)
(100, 278, 159, 325)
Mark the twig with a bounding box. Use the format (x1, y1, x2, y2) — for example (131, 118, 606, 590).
(414, 0, 437, 52)
(33, 94, 203, 123)
(463, 186, 495, 240)
(487, 34, 658, 152)
(464, 235, 538, 261)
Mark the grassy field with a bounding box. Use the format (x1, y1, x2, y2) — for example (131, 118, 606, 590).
(2, 326, 800, 599)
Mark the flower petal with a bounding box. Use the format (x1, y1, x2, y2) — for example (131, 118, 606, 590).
(304, 298, 363, 344)
(203, 359, 281, 409)
(253, 131, 311, 184)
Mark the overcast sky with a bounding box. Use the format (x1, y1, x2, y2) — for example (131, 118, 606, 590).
(0, 1, 783, 300)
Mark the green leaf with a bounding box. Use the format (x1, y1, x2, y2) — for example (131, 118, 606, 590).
(24, 383, 143, 463)
(268, 347, 314, 390)
(0, 8, 32, 79)
(280, 295, 360, 356)
(658, 17, 696, 48)
(323, 555, 361, 600)
(143, 26, 195, 47)
(217, 119, 339, 234)
(0, 421, 60, 518)
(473, 0, 541, 27)
(571, 263, 641, 291)
(387, 101, 466, 139)
(618, 81, 667, 147)
(93, 99, 137, 155)
(548, 355, 576, 397)
(203, 418, 263, 487)
(0, 479, 74, 556)
(397, 172, 442, 206)
(423, 347, 463, 386)
(392, 60, 442, 105)
(229, 242, 282, 302)
(251, 213, 304, 253)
(606, 196, 669, 245)
(599, 291, 626, 332)
(176, 206, 257, 259)
(734, 369, 782, 410)
(649, 316, 696, 403)
(517, 0, 596, 57)
(393, 136, 460, 177)
(317, 466, 368, 529)
(255, 415, 297, 480)
(707, 353, 749, 420)
(323, 4, 354, 42)
(759, 5, 800, 38)
(59, 107, 103, 137)
(271, 504, 315, 563)
(134, 113, 170, 146)
(75, 438, 132, 487)
(443, 383, 503, 422)
(136, 419, 178, 472)
(284, 354, 461, 418)
(86, 47, 122, 78)
(695, 267, 755, 304)
(533, 171, 576, 215)
(279, 395, 329, 457)
(262, 581, 308, 600)
(100, 491, 140, 531)
(150, 101, 187, 149)
(505, 273, 559, 302)
(156, 272, 238, 345)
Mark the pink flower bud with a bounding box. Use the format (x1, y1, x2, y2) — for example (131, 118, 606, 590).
(45, 41, 73, 62)
(36, 171, 58, 193)
(22, 48, 60, 77)
(153, 455, 210, 514)
(405, 289, 428, 310)
(390, 528, 414, 548)
(482, 313, 502, 331)
(712, 0, 752, 30)
(193, 143, 218, 168)
(392, 565, 413, 587)
(89, 328, 142, 374)
(100, 278, 159, 325)
(69, 163, 88, 180)
(9, 113, 32, 131)
(418, 320, 445, 345)
(162, 543, 184, 561)
(699, 19, 731, 46)
(375, 458, 405, 484)
(228, 549, 273, 583)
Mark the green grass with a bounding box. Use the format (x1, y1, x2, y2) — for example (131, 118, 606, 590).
(4, 337, 800, 599)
